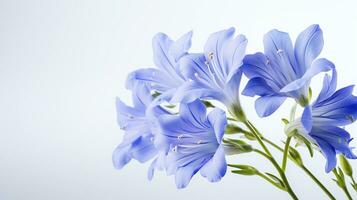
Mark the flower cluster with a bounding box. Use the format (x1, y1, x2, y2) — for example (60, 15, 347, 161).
(113, 25, 357, 197)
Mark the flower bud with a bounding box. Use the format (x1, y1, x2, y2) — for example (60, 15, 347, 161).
(339, 155, 353, 177)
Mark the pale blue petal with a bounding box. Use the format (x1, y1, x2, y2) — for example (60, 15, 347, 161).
(152, 33, 185, 83)
(294, 24, 324, 75)
(207, 108, 227, 143)
(171, 81, 223, 103)
(125, 68, 178, 92)
(314, 138, 337, 173)
(175, 159, 204, 189)
(204, 28, 235, 81)
(169, 31, 193, 62)
(301, 106, 312, 132)
(242, 77, 275, 97)
(200, 145, 227, 182)
(280, 58, 334, 93)
(223, 69, 242, 105)
(316, 68, 337, 103)
(180, 100, 207, 128)
(263, 29, 298, 83)
(255, 95, 287, 117)
(112, 145, 132, 169)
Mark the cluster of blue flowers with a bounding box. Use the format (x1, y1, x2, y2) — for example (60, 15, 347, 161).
(113, 25, 357, 189)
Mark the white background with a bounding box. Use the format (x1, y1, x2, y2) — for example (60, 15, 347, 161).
(1, 0, 357, 199)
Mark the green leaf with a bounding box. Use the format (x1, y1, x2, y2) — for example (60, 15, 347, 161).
(152, 91, 161, 98)
(308, 87, 313, 101)
(223, 138, 253, 153)
(225, 124, 246, 134)
(231, 169, 257, 176)
(350, 183, 357, 191)
(294, 134, 314, 157)
(281, 118, 289, 125)
(288, 146, 303, 166)
(265, 172, 285, 186)
(202, 100, 215, 108)
(339, 155, 353, 177)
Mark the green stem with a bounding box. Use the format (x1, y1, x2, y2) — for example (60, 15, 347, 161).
(332, 169, 353, 200)
(244, 121, 298, 200)
(300, 166, 336, 200)
(282, 136, 292, 172)
(262, 137, 336, 200)
(253, 149, 299, 200)
(257, 171, 286, 191)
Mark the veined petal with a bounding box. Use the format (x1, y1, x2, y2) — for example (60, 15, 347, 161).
(125, 68, 178, 92)
(224, 34, 248, 82)
(242, 77, 275, 97)
(263, 29, 298, 84)
(294, 24, 324, 75)
(112, 144, 132, 169)
(171, 81, 223, 104)
(313, 138, 337, 173)
(131, 83, 152, 109)
(180, 100, 207, 129)
(255, 95, 287, 117)
(130, 136, 158, 163)
(316, 68, 337, 103)
(175, 158, 205, 189)
(223, 69, 242, 105)
(152, 33, 186, 84)
(204, 28, 235, 81)
(207, 108, 227, 143)
(169, 31, 193, 62)
(200, 145, 227, 182)
(301, 106, 312, 133)
(280, 58, 334, 93)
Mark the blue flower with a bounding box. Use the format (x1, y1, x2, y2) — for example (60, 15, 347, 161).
(286, 69, 357, 172)
(126, 31, 193, 101)
(112, 83, 167, 169)
(242, 24, 334, 117)
(171, 28, 247, 117)
(154, 100, 228, 188)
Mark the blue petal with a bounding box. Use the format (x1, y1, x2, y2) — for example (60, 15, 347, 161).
(171, 81, 223, 103)
(180, 100, 207, 128)
(316, 68, 337, 103)
(152, 33, 186, 83)
(207, 108, 227, 143)
(204, 28, 235, 81)
(255, 95, 287, 117)
(131, 83, 152, 110)
(223, 34, 248, 82)
(125, 68, 178, 92)
(169, 31, 193, 62)
(301, 106, 312, 132)
(112, 144, 132, 169)
(281, 58, 334, 93)
(263, 29, 298, 84)
(115, 97, 143, 128)
(313, 137, 337, 173)
(148, 152, 166, 181)
(224, 69, 242, 105)
(242, 77, 275, 97)
(200, 145, 227, 182)
(130, 136, 157, 163)
(175, 159, 204, 189)
(294, 24, 324, 76)
(179, 53, 219, 89)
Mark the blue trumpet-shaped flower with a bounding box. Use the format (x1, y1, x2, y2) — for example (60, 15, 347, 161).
(171, 28, 247, 117)
(112, 83, 167, 169)
(126, 31, 193, 101)
(242, 24, 334, 117)
(286, 69, 357, 172)
(154, 100, 227, 188)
